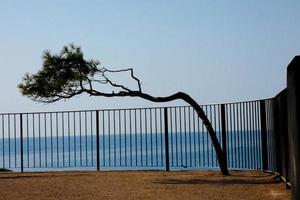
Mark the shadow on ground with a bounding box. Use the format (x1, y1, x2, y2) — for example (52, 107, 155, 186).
(153, 175, 282, 185)
(0, 172, 93, 179)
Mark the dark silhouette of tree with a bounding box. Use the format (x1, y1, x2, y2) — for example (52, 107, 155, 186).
(18, 44, 229, 175)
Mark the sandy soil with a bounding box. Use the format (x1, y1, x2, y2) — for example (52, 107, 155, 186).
(0, 170, 290, 200)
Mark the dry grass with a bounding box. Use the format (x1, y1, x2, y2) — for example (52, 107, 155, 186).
(0, 170, 290, 200)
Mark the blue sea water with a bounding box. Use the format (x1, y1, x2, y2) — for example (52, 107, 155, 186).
(0, 131, 262, 172)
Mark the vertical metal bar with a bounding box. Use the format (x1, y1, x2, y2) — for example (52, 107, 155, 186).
(119, 110, 122, 166)
(62, 113, 65, 167)
(184, 107, 187, 167)
(36, 114, 40, 168)
(79, 112, 82, 166)
(108, 111, 111, 166)
(179, 107, 183, 166)
(193, 109, 196, 167)
(135, 109, 137, 166)
(236, 103, 240, 168)
(2, 115, 4, 168)
(68, 112, 70, 167)
(50, 113, 53, 167)
(56, 113, 59, 167)
(150, 109, 153, 166)
(32, 114, 35, 168)
(14, 115, 16, 168)
(102, 111, 105, 166)
(229, 104, 233, 168)
(225, 104, 232, 167)
(91, 111, 94, 166)
(164, 108, 170, 171)
(232, 104, 237, 168)
(113, 110, 116, 166)
(85, 111, 88, 166)
(170, 108, 174, 167)
(246, 102, 250, 169)
(129, 109, 132, 167)
(250, 102, 254, 168)
(188, 107, 192, 167)
(254, 101, 260, 169)
(140, 109, 143, 166)
(209, 105, 213, 167)
(205, 106, 209, 167)
(251, 101, 255, 169)
(73, 113, 76, 166)
(219, 105, 223, 168)
(239, 103, 244, 168)
(213, 105, 217, 167)
(144, 109, 147, 166)
(253, 102, 257, 168)
(175, 108, 178, 167)
(20, 114, 24, 172)
(201, 109, 205, 166)
(8, 115, 11, 168)
(260, 100, 269, 170)
(268, 101, 272, 167)
(221, 104, 227, 171)
(124, 109, 127, 166)
(155, 108, 158, 166)
(197, 111, 201, 166)
(160, 108, 163, 165)
(44, 113, 47, 167)
(26, 114, 29, 168)
(149, 108, 153, 166)
(268, 101, 273, 169)
(96, 110, 100, 171)
(241, 103, 247, 168)
(38, 114, 41, 168)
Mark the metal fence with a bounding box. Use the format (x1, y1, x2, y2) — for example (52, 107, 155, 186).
(263, 90, 290, 187)
(0, 99, 274, 172)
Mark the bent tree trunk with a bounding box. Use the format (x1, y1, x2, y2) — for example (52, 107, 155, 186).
(97, 91, 230, 175)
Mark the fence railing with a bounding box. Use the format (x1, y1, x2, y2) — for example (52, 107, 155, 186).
(0, 99, 274, 172)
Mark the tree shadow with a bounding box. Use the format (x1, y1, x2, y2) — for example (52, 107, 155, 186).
(0, 172, 93, 180)
(153, 175, 282, 185)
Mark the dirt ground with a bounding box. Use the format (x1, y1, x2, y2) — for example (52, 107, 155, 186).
(0, 170, 290, 200)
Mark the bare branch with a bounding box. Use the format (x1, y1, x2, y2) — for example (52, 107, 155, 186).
(101, 73, 131, 92)
(100, 67, 142, 92)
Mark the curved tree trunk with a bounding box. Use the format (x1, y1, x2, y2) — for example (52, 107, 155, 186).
(96, 91, 230, 175)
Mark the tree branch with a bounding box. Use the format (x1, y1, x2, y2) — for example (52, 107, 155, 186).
(101, 73, 131, 92)
(100, 68, 142, 92)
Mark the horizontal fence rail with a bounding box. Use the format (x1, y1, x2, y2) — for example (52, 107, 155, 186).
(0, 100, 271, 172)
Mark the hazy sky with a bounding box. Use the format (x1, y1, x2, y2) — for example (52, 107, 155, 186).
(0, 0, 299, 113)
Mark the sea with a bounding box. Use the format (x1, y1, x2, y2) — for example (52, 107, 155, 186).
(0, 131, 263, 172)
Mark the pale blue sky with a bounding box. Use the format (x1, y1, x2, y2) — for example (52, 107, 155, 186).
(0, 0, 299, 112)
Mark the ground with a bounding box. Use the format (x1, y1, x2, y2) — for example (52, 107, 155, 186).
(0, 170, 290, 200)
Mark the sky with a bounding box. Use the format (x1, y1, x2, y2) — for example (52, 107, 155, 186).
(0, 0, 299, 113)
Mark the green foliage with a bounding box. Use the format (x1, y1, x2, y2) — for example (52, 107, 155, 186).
(18, 44, 100, 103)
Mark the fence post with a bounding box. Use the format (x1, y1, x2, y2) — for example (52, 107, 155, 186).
(220, 104, 228, 168)
(287, 56, 300, 199)
(275, 90, 290, 189)
(260, 100, 269, 171)
(20, 114, 24, 172)
(96, 110, 100, 171)
(164, 108, 170, 171)
(272, 98, 282, 174)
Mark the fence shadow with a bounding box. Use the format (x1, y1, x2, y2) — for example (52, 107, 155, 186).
(153, 175, 282, 185)
(0, 172, 93, 180)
